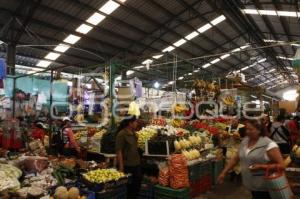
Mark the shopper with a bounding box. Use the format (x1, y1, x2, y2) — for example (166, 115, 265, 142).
(270, 115, 291, 154)
(286, 115, 298, 147)
(262, 114, 272, 136)
(61, 117, 80, 157)
(218, 119, 284, 199)
(116, 115, 141, 199)
(31, 122, 46, 143)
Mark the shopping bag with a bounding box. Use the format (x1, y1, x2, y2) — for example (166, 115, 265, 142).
(264, 166, 294, 199)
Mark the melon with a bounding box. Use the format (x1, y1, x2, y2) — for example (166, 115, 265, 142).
(55, 186, 67, 194)
(68, 187, 80, 199)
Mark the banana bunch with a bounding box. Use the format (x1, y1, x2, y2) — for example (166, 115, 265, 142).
(173, 103, 188, 113)
(93, 129, 106, 139)
(137, 127, 157, 149)
(172, 119, 185, 127)
(83, 169, 125, 184)
(74, 131, 87, 140)
(193, 79, 207, 89)
(74, 114, 84, 122)
(222, 95, 235, 106)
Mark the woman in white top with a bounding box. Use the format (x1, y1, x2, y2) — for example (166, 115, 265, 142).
(218, 119, 285, 199)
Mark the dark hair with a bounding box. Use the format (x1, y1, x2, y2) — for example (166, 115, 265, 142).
(116, 115, 137, 134)
(243, 119, 266, 136)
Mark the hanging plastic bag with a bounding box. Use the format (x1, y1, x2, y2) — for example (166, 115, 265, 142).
(264, 166, 294, 199)
(158, 167, 169, 186)
(169, 154, 189, 189)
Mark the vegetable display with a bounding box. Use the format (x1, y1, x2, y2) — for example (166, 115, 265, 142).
(83, 169, 125, 184)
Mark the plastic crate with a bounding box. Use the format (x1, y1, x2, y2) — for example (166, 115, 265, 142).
(188, 161, 212, 181)
(154, 185, 189, 199)
(138, 183, 154, 199)
(189, 175, 212, 198)
(211, 159, 224, 185)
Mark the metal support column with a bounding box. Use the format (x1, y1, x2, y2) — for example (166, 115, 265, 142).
(109, 63, 116, 132)
(49, 70, 54, 153)
(7, 42, 16, 118)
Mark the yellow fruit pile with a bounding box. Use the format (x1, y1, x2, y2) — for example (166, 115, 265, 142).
(83, 169, 125, 184)
(137, 127, 157, 149)
(172, 119, 185, 127)
(222, 95, 235, 106)
(173, 104, 188, 113)
(93, 129, 106, 139)
(74, 131, 87, 140)
(182, 149, 201, 161)
(174, 135, 202, 151)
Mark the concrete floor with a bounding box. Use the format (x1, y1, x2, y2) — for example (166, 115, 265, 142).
(196, 180, 300, 199)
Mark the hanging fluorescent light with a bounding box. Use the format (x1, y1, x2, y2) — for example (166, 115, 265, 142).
(152, 54, 163, 59)
(231, 48, 241, 53)
(45, 52, 61, 61)
(168, 81, 174, 85)
(202, 63, 211, 68)
(188, 73, 192, 75)
(185, 31, 199, 40)
(178, 76, 184, 80)
(220, 54, 230, 59)
(259, 10, 277, 16)
(36, 60, 51, 68)
(250, 95, 257, 99)
(63, 34, 81, 44)
(241, 66, 250, 71)
(76, 24, 93, 34)
(173, 39, 187, 47)
(269, 69, 276, 72)
(134, 65, 144, 69)
(142, 59, 153, 65)
(126, 70, 134, 76)
(258, 58, 267, 63)
(86, 13, 106, 25)
(243, 9, 299, 17)
(162, 46, 175, 52)
(193, 69, 199, 73)
(211, 58, 221, 64)
(100, 0, 120, 15)
(154, 82, 160, 89)
(277, 56, 294, 61)
(198, 23, 212, 33)
(210, 15, 226, 25)
(115, 75, 122, 81)
(54, 44, 70, 53)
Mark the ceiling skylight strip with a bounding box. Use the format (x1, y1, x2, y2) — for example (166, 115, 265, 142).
(38, 0, 124, 68)
(243, 9, 300, 17)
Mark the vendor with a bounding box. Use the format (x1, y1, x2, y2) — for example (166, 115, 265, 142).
(31, 122, 46, 143)
(62, 117, 80, 157)
(116, 115, 141, 199)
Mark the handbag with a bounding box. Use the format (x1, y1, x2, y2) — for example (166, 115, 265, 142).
(264, 166, 294, 199)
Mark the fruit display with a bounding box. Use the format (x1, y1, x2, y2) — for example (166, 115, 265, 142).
(151, 118, 167, 126)
(173, 103, 188, 113)
(51, 186, 86, 199)
(83, 169, 125, 184)
(284, 144, 300, 167)
(193, 79, 220, 98)
(137, 126, 157, 149)
(92, 128, 106, 139)
(74, 131, 87, 141)
(52, 166, 76, 185)
(174, 135, 201, 151)
(182, 149, 201, 161)
(222, 95, 235, 106)
(0, 164, 22, 192)
(172, 119, 186, 128)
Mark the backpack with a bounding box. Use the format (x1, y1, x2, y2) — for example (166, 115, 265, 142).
(270, 125, 290, 144)
(51, 126, 65, 154)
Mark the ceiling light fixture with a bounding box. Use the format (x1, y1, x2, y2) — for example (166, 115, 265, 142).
(152, 54, 163, 59)
(173, 39, 187, 47)
(243, 9, 299, 17)
(210, 58, 221, 64)
(54, 44, 70, 53)
(45, 52, 61, 61)
(185, 31, 199, 40)
(126, 70, 134, 76)
(142, 59, 153, 65)
(63, 34, 81, 44)
(134, 65, 144, 69)
(210, 15, 226, 25)
(198, 24, 212, 33)
(162, 46, 175, 52)
(36, 60, 52, 68)
(86, 13, 106, 25)
(220, 54, 230, 59)
(99, 0, 120, 15)
(76, 24, 93, 34)
(178, 76, 184, 80)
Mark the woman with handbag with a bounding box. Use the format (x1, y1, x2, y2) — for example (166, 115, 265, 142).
(217, 119, 286, 199)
